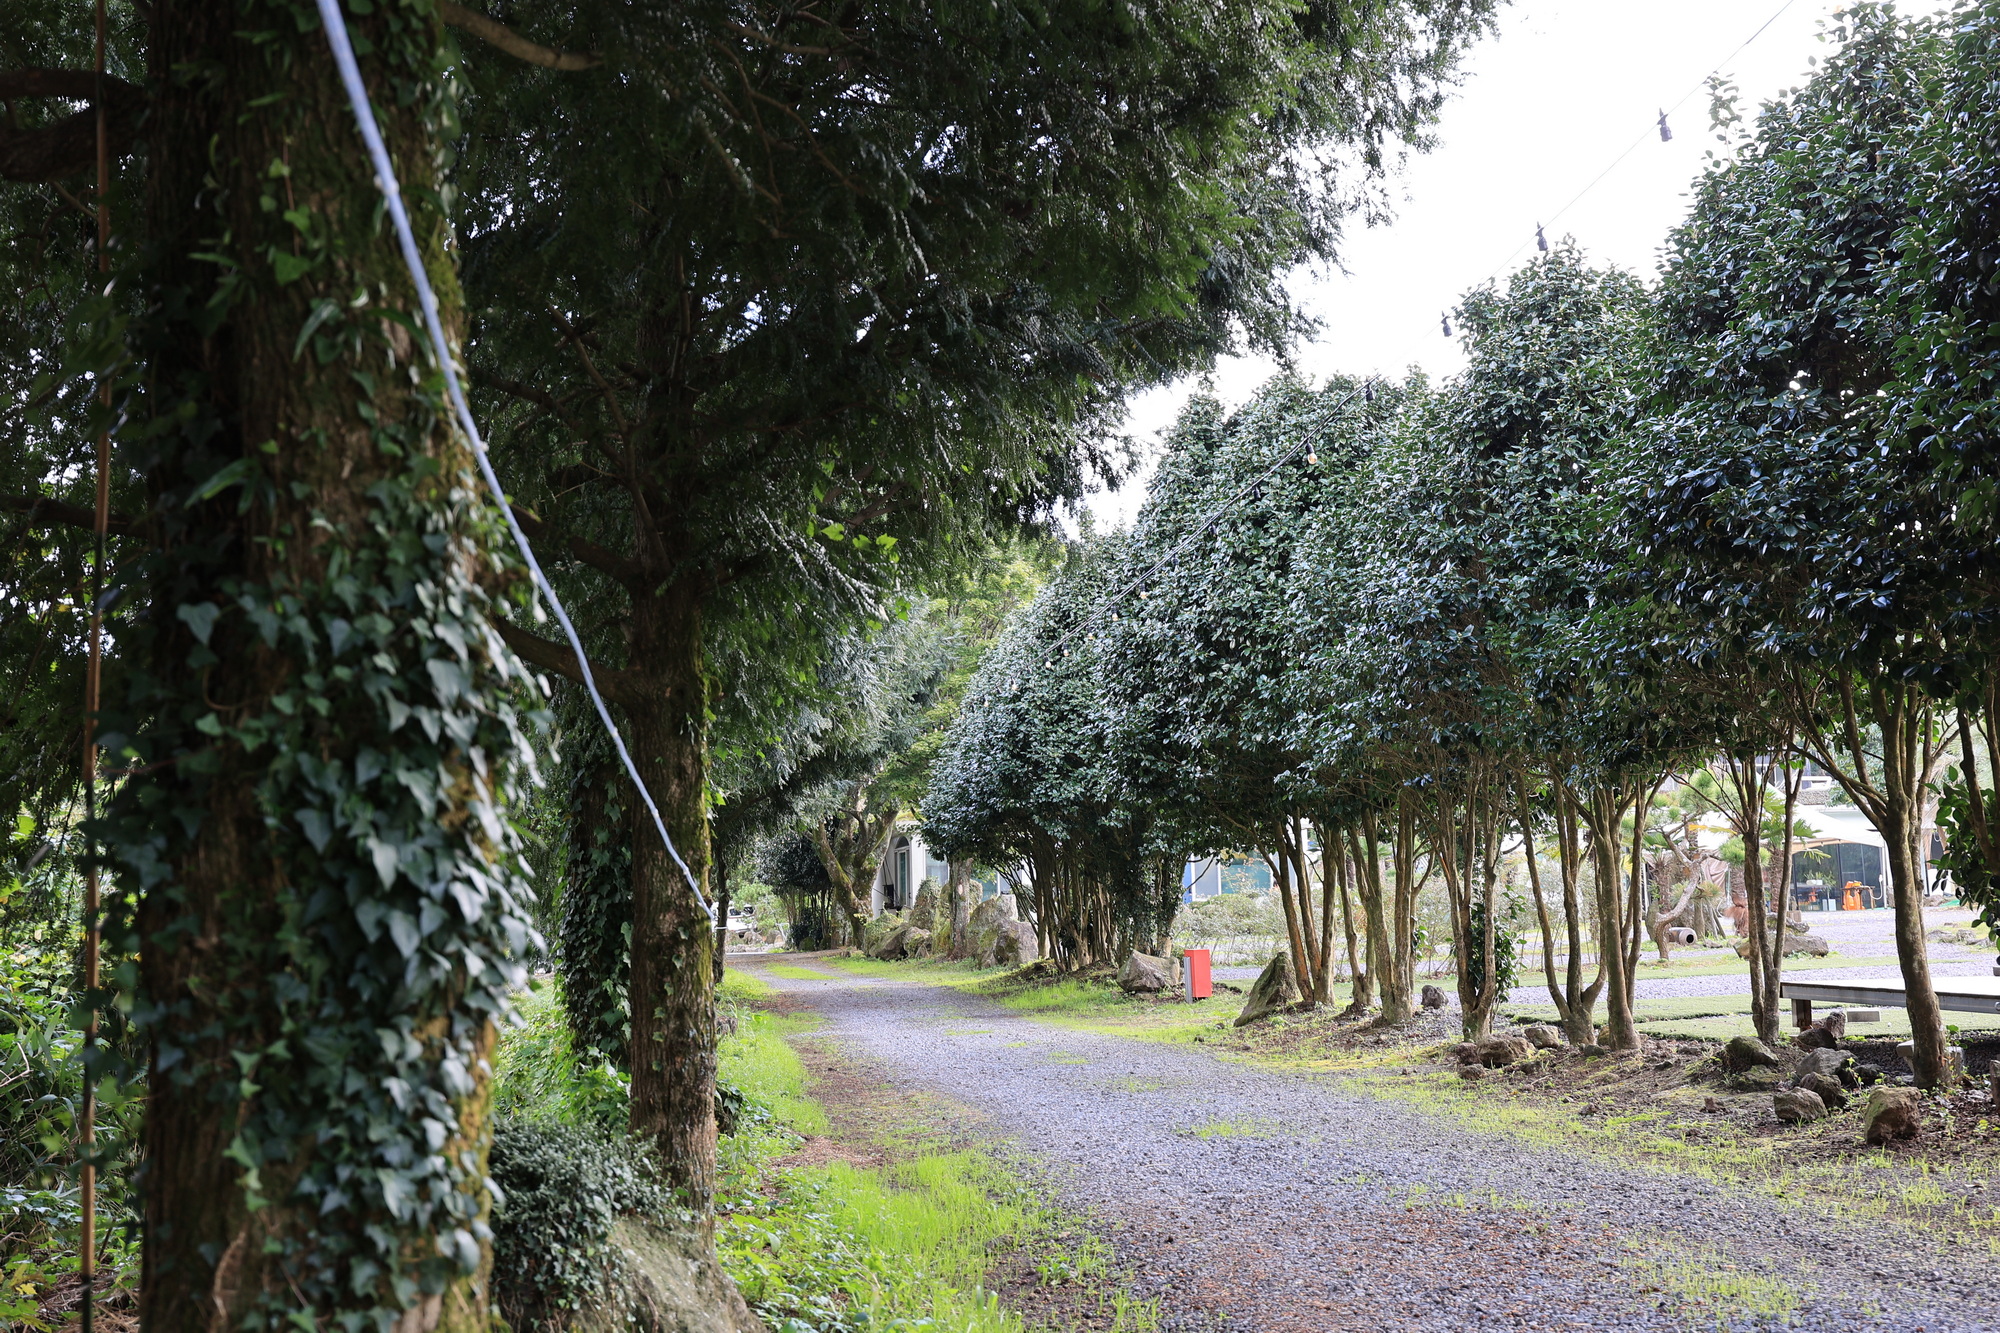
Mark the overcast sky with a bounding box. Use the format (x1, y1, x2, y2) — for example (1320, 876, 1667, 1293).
(1082, 0, 1950, 531)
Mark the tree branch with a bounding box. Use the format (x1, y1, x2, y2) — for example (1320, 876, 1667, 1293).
(0, 70, 143, 183)
(493, 619, 641, 703)
(438, 2, 601, 71)
(510, 503, 645, 585)
(1, 492, 130, 535)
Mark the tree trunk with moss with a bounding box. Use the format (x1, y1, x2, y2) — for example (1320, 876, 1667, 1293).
(112, 5, 526, 1327)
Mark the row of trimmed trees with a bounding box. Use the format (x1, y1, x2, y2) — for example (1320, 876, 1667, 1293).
(926, 5, 2000, 1091)
(1, 0, 1503, 1324)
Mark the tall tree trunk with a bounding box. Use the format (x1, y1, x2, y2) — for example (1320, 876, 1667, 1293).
(1333, 837, 1372, 1014)
(624, 588, 718, 1215)
(1584, 785, 1639, 1050)
(121, 5, 513, 1326)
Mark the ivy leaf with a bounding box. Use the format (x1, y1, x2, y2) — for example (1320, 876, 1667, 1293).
(177, 602, 222, 646)
(386, 910, 421, 959)
(190, 459, 254, 504)
(271, 251, 315, 286)
(296, 808, 333, 852)
(370, 838, 401, 887)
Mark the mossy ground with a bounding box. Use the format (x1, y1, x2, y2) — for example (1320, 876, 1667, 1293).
(715, 962, 1161, 1332)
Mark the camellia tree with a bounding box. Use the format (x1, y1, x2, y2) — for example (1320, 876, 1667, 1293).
(1633, 7, 1957, 1084)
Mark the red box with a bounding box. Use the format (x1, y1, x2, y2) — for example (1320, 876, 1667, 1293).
(1183, 948, 1212, 1001)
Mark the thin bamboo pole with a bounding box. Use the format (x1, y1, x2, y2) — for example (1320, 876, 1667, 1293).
(82, 3, 112, 1324)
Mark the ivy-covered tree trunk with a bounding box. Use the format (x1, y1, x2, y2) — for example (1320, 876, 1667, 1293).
(112, 4, 531, 1327)
(622, 586, 718, 1214)
(1585, 787, 1639, 1050)
(558, 709, 633, 1062)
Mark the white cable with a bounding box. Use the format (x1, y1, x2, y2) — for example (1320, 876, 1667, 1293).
(315, 0, 712, 921)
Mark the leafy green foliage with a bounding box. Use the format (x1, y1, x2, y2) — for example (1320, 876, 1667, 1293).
(492, 980, 629, 1133)
(488, 1120, 672, 1333)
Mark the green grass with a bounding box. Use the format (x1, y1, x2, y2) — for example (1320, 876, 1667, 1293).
(720, 968, 774, 1001)
(491, 979, 629, 1129)
(1176, 1117, 1280, 1140)
(715, 991, 1158, 1333)
(763, 963, 842, 981)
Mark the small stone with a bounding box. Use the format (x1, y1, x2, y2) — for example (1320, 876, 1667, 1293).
(1727, 1065, 1784, 1093)
(1578, 1044, 1607, 1058)
(1794, 1047, 1855, 1085)
(1797, 1070, 1849, 1109)
(1855, 1062, 1886, 1086)
(1473, 1034, 1535, 1068)
(1702, 1096, 1723, 1114)
(1722, 1035, 1783, 1073)
(1459, 1066, 1484, 1081)
(1421, 984, 1448, 1010)
(1117, 952, 1175, 995)
(1522, 1024, 1564, 1050)
(1863, 1087, 1922, 1145)
(1819, 1010, 1848, 1041)
(1775, 1087, 1828, 1124)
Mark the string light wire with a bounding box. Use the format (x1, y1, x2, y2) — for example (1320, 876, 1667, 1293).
(315, 0, 712, 920)
(1471, 0, 1803, 293)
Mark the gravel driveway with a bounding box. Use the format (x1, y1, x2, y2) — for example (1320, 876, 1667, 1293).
(741, 957, 1992, 1332)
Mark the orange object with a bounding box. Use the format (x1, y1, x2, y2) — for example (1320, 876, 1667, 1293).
(1184, 948, 1212, 1000)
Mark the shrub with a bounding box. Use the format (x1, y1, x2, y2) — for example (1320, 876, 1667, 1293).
(488, 1119, 673, 1333)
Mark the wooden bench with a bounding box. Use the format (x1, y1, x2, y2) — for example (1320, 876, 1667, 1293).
(1780, 975, 2000, 1030)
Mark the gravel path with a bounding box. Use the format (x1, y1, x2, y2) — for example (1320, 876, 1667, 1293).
(743, 957, 1993, 1333)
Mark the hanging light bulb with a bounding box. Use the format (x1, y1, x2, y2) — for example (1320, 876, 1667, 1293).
(1306, 450, 1318, 465)
(1364, 381, 1375, 404)
(1658, 109, 1673, 142)
(1536, 223, 1549, 253)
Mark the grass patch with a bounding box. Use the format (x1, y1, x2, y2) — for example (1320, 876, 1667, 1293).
(720, 967, 774, 1001)
(763, 964, 841, 981)
(1620, 1237, 1802, 1328)
(716, 984, 1158, 1333)
(1176, 1117, 1279, 1140)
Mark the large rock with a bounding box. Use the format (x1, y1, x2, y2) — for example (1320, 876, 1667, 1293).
(1862, 1087, 1922, 1145)
(1722, 1035, 1783, 1073)
(1795, 1047, 1856, 1086)
(896, 927, 934, 959)
(1420, 984, 1448, 1010)
(1819, 1010, 1848, 1041)
(1234, 951, 1302, 1027)
(1470, 1034, 1535, 1068)
(861, 910, 906, 957)
(988, 918, 1039, 968)
(1733, 933, 1831, 959)
(1794, 1024, 1838, 1051)
(868, 922, 911, 960)
(1774, 1087, 1827, 1124)
(1522, 1024, 1564, 1050)
(967, 893, 1019, 965)
(1797, 1070, 1849, 1109)
(908, 879, 937, 933)
(1118, 952, 1175, 994)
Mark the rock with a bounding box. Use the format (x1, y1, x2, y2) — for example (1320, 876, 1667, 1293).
(1472, 1034, 1535, 1068)
(1774, 1087, 1827, 1124)
(861, 911, 906, 957)
(1862, 1087, 1922, 1145)
(1577, 1044, 1607, 1058)
(578, 1216, 767, 1333)
(967, 893, 1019, 966)
(1854, 1061, 1886, 1086)
(1797, 1070, 1849, 1109)
(1458, 1066, 1484, 1081)
(867, 922, 911, 960)
(1522, 1024, 1564, 1050)
(897, 927, 934, 959)
(1794, 1025, 1838, 1051)
(1420, 984, 1448, 1010)
(1785, 934, 1830, 957)
(1234, 951, 1302, 1027)
(1702, 1096, 1723, 1113)
(989, 918, 1039, 968)
(1819, 1010, 1848, 1041)
(1794, 1047, 1855, 1085)
(1727, 1065, 1784, 1093)
(1722, 1035, 1783, 1073)
(1118, 952, 1175, 994)
(908, 879, 937, 933)
(1450, 1041, 1481, 1065)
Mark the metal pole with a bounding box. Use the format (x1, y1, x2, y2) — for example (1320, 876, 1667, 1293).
(82, 1, 111, 1325)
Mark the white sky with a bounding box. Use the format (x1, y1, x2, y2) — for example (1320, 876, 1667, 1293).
(1082, 0, 1951, 531)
